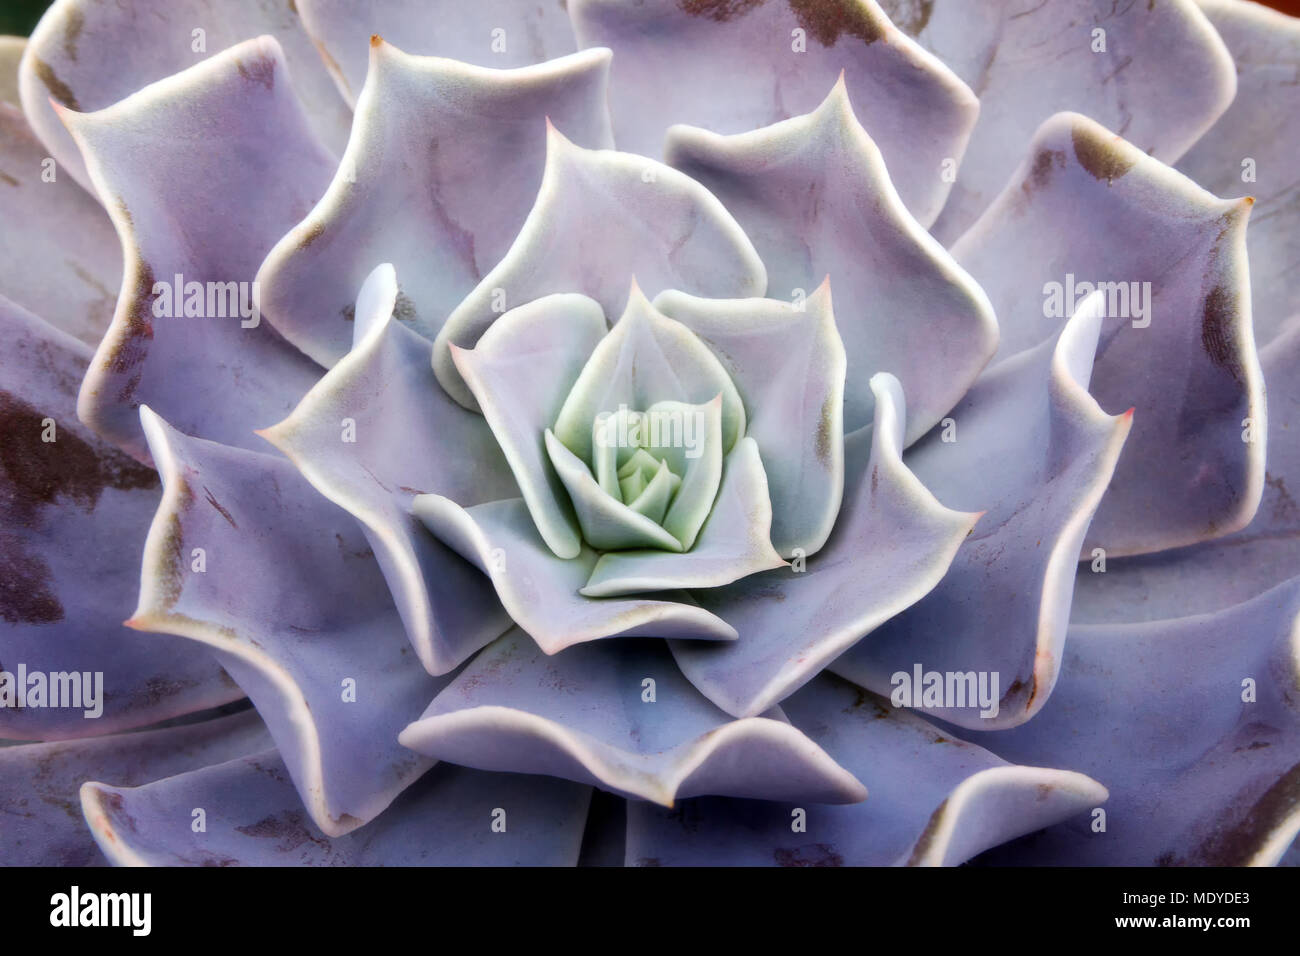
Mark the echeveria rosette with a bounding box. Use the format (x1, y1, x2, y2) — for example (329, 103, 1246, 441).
(0, 0, 1296, 869)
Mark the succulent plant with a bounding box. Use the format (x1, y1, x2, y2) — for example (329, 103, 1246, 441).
(2, 0, 1298, 869)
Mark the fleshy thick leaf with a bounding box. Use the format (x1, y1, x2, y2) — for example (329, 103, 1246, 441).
(626, 674, 1106, 866)
(672, 373, 978, 718)
(1074, 317, 1300, 623)
(399, 628, 867, 807)
(831, 297, 1131, 729)
(895, 0, 1236, 242)
(412, 497, 737, 653)
(452, 294, 607, 560)
(18, 0, 350, 192)
(432, 128, 766, 408)
(569, 0, 977, 226)
(653, 283, 845, 558)
(259, 311, 517, 676)
(970, 578, 1300, 867)
(581, 437, 786, 597)
(297, 0, 580, 104)
(0, 297, 241, 739)
(58, 37, 336, 461)
(257, 40, 614, 367)
(83, 751, 591, 866)
(130, 409, 442, 837)
(544, 429, 689, 553)
(1, 709, 269, 866)
(0, 99, 120, 348)
(1176, 0, 1300, 347)
(553, 286, 745, 464)
(952, 112, 1264, 555)
(666, 78, 996, 440)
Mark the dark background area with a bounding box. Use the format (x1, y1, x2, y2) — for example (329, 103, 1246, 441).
(2, 0, 1300, 36)
(1, 0, 46, 35)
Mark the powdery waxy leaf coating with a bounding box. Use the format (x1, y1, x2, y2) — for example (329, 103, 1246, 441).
(131, 409, 442, 837)
(625, 674, 1107, 867)
(1177, 0, 1300, 347)
(580, 437, 788, 598)
(398, 628, 868, 807)
(970, 578, 1300, 867)
(257, 40, 615, 368)
(0, 99, 119, 348)
(18, 0, 352, 193)
(544, 427, 691, 553)
(411, 496, 738, 653)
(670, 373, 979, 719)
(952, 111, 1264, 557)
(569, 0, 978, 227)
(59, 37, 335, 462)
(665, 77, 997, 442)
(258, 279, 519, 677)
(432, 127, 767, 408)
(297, 0, 580, 104)
(1074, 317, 1300, 624)
(552, 286, 746, 465)
(4, 0, 1298, 872)
(653, 283, 845, 560)
(892, 0, 1237, 243)
(0, 297, 242, 740)
(1, 710, 270, 866)
(831, 295, 1132, 730)
(451, 294, 609, 560)
(83, 752, 592, 867)
(558, 394, 727, 553)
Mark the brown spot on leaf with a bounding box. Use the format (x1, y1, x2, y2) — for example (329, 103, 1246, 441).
(1200, 285, 1243, 384)
(1265, 472, 1299, 524)
(0, 390, 156, 518)
(298, 221, 325, 251)
(32, 58, 79, 110)
(235, 56, 276, 91)
(62, 8, 84, 62)
(0, 545, 62, 623)
(1024, 148, 1066, 196)
(334, 532, 374, 560)
(775, 842, 844, 866)
(1071, 125, 1135, 184)
(815, 394, 835, 466)
(107, 260, 157, 403)
(152, 480, 195, 612)
(1000, 676, 1036, 713)
(905, 797, 948, 864)
(788, 0, 885, 45)
(236, 810, 330, 853)
(0, 345, 151, 624)
(1189, 763, 1300, 865)
(678, 0, 765, 21)
(393, 291, 417, 323)
(842, 686, 890, 718)
(203, 487, 238, 529)
(99, 790, 139, 834)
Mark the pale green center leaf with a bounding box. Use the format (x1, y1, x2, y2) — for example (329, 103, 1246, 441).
(546, 393, 726, 553)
